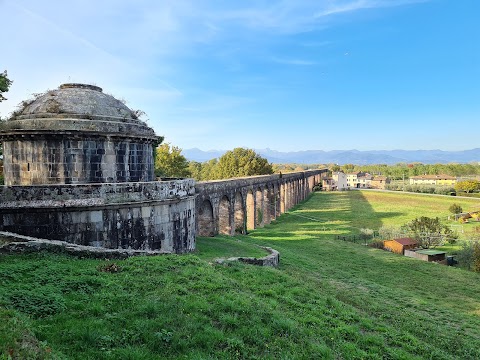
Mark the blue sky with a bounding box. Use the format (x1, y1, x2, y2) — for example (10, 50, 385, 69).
(1, 0, 479, 152)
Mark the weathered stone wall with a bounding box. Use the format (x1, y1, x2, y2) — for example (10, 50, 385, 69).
(0, 83, 160, 186)
(2, 137, 155, 185)
(195, 169, 326, 237)
(0, 83, 197, 254)
(215, 247, 280, 267)
(0, 180, 196, 253)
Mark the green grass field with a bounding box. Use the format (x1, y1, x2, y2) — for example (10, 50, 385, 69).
(1, 191, 480, 359)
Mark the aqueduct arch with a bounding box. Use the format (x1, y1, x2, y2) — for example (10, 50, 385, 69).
(246, 190, 255, 231)
(234, 191, 245, 234)
(195, 170, 327, 238)
(198, 199, 215, 237)
(218, 196, 231, 235)
(256, 187, 264, 227)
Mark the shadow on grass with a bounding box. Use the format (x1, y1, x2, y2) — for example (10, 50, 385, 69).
(196, 191, 404, 258)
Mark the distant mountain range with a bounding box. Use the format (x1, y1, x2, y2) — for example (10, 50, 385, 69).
(183, 148, 480, 165)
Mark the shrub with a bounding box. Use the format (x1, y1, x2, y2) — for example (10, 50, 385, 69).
(435, 187, 456, 195)
(449, 203, 463, 215)
(404, 216, 452, 249)
(456, 241, 480, 272)
(474, 243, 480, 272)
(378, 225, 404, 240)
(369, 240, 384, 249)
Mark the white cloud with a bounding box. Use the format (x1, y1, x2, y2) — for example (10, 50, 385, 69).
(0, 0, 434, 152)
(314, 0, 430, 18)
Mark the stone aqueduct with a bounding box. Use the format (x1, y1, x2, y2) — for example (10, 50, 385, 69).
(195, 170, 325, 237)
(0, 83, 327, 253)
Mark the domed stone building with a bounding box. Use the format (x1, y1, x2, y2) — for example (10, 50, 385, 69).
(2, 83, 158, 185)
(0, 84, 196, 253)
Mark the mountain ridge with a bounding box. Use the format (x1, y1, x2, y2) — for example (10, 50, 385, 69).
(183, 148, 480, 165)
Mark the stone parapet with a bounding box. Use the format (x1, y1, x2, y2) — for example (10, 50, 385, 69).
(1, 117, 158, 140)
(0, 179, 195, 208)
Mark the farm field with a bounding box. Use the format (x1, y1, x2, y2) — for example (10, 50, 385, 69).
(332, 190, 480, 243)
(1, 191, 480, 359)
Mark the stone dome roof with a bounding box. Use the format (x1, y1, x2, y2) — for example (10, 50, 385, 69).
(2, 83, 159, 141)
(14, 83, 138, 121)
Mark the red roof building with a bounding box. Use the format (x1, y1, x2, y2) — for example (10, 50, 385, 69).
(383, 237, 418, 254)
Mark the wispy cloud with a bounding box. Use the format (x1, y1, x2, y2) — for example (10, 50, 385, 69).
(200, 0, 430, 34)
(314, 0, 430, 18)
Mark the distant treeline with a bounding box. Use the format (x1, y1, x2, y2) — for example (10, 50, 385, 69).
(188, 161, 480, 181)
(270, 163, 480, 179)
(333, 163, 480, 179)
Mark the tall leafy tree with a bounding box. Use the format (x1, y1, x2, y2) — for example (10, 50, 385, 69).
(201, 158, 219, 180)
(404, 216, 454, 249)
(0, 71, 12, 159)
(155, 143, 190, 178)
(187, 161, 203, 180)
(0, 70, 12, 103)
(214, 148, 273, 179)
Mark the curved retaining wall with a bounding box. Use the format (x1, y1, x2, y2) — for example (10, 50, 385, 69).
(215, 247, 280, 267)
(0, 180, 196, 253)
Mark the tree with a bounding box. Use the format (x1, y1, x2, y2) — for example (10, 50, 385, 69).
(342, 164, 355, 173)
(455, 180, 480, 194)
(187, 161, 203, 181)
(214, 148, 273, 179)
(154, 143, 190, 178)
(404, 216, 454, 249)
(0, 70, 12, 102)
(457, 240, 480, 272)
(449, 203, 463, 215)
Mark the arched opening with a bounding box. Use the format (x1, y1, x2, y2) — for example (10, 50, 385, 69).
(218, 195, 231, 235)
(234, 192, 245, 234)
(255, 188, 264, 227)
(263, 187, 271, 225)
(286, 182, 292, 210)
(272, 184, 280, 220)
(198, 199, 215, 236)
(280, 183, 286, 213)
(294, 181, 298, 205)
(246, 190, 255, 231)
(293, 181, 298, 205)
(269, 186, 277, 220)
(309, 176, 315, 192)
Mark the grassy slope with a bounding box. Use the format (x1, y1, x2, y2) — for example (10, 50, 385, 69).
(1, 191, 479, 359)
